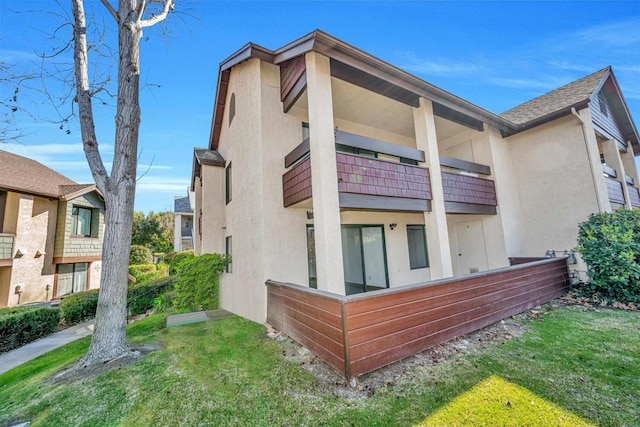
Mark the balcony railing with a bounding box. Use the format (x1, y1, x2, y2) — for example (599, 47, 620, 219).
(0, 233, 14, 262)
(605, 177, 626, 208)
(282, 130, 496, 214)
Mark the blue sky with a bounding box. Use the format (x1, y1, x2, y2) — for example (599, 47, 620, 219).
(1, 1, 639, 213)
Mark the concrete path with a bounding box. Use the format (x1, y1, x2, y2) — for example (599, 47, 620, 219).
(166, 309, 233, 327)
(0, 320, 94, 375)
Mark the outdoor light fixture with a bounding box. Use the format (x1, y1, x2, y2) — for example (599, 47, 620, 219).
(35, 250, 45, 258)
(389, 223, 397, 230)
(14, 249, 25, 258)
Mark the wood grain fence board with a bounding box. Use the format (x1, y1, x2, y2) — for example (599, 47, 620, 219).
(346, 260, 567, 315)
(279, 293, 343, 329)
(348, 278, 566, 360)
(347, 270, 566, 346)
(283, 315, 345, 372)
(281, 302, 343, 344)
(346, 265, 566, 330)
(349, 286, 567, 376)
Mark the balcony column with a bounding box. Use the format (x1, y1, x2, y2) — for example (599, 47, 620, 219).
(305, 52, 345, 295)
(413, 97, 453, 279)
(602, 139, 632, 209)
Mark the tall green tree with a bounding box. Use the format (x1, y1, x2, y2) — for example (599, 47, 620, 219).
(132, 211, 174, 253)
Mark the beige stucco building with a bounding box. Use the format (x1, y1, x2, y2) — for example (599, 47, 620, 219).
(0, 150, 105, 307)
(192, 30, 640, 324)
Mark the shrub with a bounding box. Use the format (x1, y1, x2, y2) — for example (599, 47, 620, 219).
(0, 307, 61, 353)
(576, 209, 640, 304)
(130, 245, 153, 265)
(127, 276, 174, 316)
(60, 289, 100, 325)
(169, 250, 195, 275)
(173, 253, 230, 312)
(129, 263, 168, 284)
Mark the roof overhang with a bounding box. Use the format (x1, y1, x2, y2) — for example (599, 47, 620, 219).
(191, 148, 226, 191)
(207, 30, 515, 150)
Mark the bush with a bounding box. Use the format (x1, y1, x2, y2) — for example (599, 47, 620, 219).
(173, 253, 230, 312)
(60, 289, 100, 324)
(576, 209, 640, 303)
(169, 250, 195, 275)
(130, 245, 153, 265)
(0, 307, 61, 353)
(129, 263, 168, 284)
(127, 276, 174, 316)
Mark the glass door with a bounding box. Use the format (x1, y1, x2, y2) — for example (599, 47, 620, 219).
(306, 225, 317, 288)
(341, 225, 388, 295)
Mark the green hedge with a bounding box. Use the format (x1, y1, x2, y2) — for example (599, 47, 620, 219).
(130, 245, 153, 265)
(129, 264, 168, 284)
(60, 289, 100, 325)
(168, 250, 195, 275)
(173, 253, 230, 312)
(576, 209, 640, 304)
(0, 307, 61, 353)
(128, 276, 174, 316)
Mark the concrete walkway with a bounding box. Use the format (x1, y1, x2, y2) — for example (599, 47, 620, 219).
(0, 320, 94, 375)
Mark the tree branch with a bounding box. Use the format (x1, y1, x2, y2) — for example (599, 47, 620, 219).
(99, 0, 118, 22)
(139, 0, 174, 28)
(71, 0, 109, 191)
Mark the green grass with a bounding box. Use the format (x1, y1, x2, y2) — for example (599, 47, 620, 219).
(0, 306, 638, 426)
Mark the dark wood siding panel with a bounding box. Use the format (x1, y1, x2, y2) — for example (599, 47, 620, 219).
(348, 268, 566, 349)
(283, 157, 312, 207)
(605, 177, 625, 206)
(336, 153, 431, 200)
(346, 261, 560, 315)
(590, 91, 625, 144)
(266, 282, 345, 374)
(441, 172, 497, 206)
(346, 264, 567, 336)
(349, 285, 565, 376)
(628, 186, 640, 208)
(346, 260, 568, 375)
(509, 257, 546, 266)
(280, 56, 306, 102)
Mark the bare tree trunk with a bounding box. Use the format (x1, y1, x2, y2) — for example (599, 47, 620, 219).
(71, 0, 173, 366)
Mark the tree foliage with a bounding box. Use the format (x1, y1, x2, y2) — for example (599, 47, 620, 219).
(576, 209, 640, 303)
(132, 211, 174, 253)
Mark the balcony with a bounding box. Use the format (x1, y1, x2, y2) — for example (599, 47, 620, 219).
(282, 130, 497, 214)
(0, 233, 14, 266)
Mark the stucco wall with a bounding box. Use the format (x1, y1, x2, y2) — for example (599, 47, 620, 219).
(5, 194, 57, 306)
(506, 114, 599, 257)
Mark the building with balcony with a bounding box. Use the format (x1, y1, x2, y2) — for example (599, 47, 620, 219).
(174, 191, 194, 252)
(191, 30, 639, 327)
(0, 150, 105, 307)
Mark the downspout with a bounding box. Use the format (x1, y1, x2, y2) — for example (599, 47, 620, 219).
(571, 107, 603, 211)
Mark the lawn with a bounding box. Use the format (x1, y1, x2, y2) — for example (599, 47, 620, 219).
(0, 305, 638, 426)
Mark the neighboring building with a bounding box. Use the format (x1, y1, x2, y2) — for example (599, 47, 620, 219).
(191, 30, 639, 324)
(0, 150, 105, 307)
(173, 191, 194, 251)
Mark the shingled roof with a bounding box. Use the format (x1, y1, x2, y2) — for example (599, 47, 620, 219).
(174, 196, 192, 213)
(501, 67, 610, 126)
(0, 150, 94, 199)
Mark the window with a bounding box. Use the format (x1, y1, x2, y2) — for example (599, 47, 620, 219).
(302, 122, 309, 140)
(71, 206, 92, 237)
(400, 157, 419, 166)
(336, 144, 377, 158)
(225, 235, 232, 273)
(306, 225, 317, 289)
(229, 93, 236, 126)
(56, 263, 88, 297)
(225, 162, 232, 204)
(598, 92, 608, 117)
(407, 225, 429, 269)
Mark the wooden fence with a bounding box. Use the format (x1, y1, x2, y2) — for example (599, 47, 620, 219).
(266, 257, 569, 379)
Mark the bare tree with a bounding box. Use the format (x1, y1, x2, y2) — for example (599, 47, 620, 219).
(71, 0, 173, 366)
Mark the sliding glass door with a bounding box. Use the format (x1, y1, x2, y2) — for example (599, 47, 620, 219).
(341, 225, 388, 295)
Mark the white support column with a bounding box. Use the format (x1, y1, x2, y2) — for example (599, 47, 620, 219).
(579, 108, 611, 212)
(305, 52, 345, 295)
(413, 97, 453, 279)
(603, 139, 632, 208)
